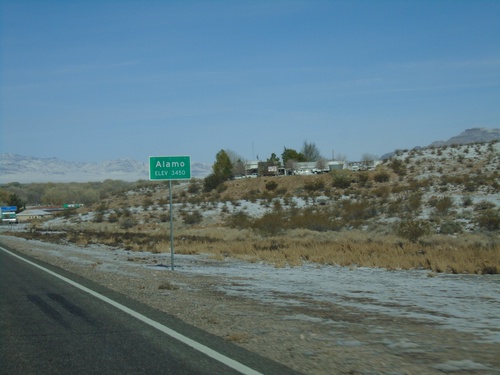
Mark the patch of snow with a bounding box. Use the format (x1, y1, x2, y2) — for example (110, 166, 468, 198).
(177, 257, 500, 343)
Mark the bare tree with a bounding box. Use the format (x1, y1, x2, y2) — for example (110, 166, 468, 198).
(301, 140, 322, 162)
(335, 153, 348, 162)
(225, 149, 246, 165)
(225, 149, 247, 176)
(316, 158, 328, 172)
(361, 153, 378, 167)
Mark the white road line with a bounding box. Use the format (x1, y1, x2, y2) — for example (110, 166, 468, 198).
(1, 246, 264, 375)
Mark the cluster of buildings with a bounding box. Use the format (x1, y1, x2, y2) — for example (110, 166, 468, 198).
(238, 159, 381, 178)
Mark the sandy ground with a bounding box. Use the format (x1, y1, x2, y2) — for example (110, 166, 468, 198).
(1, 233, 499, 375)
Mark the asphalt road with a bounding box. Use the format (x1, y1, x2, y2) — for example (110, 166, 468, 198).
(0, 245, 301, 375)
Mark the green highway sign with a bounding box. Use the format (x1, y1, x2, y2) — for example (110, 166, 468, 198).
(149, 156, 191, 181)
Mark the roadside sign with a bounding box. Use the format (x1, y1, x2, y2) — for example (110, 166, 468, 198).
(148, 155, 191, 270)
(149, 156, 191, 181)
(1, 206, 17, 212)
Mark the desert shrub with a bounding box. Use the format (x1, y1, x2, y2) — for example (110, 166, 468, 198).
(273, 199, 283, 211)
(216, 182, 228, 193)
(121, 208, 132, 217)
(407, 192, 423, 212)
(341, 199, 377, 225)
(203, 173, 226, 192)
(476, 209, 500, 231)
(395, 219, 431, 242)
(93, 212, 104, 223)
(251, 212, 286, 236)
(374, 171, 390, 183)
(108, 213, 119, 223)
(143, 197, 153, 209)
(433, 196, 454, 215)
(276, 187, 288, 195)
(389, 159, 406, 175)
(226, 211, 252, 229)
(187, 181, 201, 194)
(474, 200, 495, 211)
(182, 210, 203, 225)
(386, 197, 404, 216)
(372, 186, 389, 198)
(119, 217, 137, 229)
(265, 181, 278, 191)
(462, 195, 473, 207)
(304, 179, 325, 192)
(357, 172, 369, 187)
(439, 220, 463, 234)
(429, 196, 453, 214)
(288, 208, 333, 232)
(331, 170, 351, 189)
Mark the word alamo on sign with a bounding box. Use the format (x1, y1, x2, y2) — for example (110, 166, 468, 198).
(155, 160, 186, 168)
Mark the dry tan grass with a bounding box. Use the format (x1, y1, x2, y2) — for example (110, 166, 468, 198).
(171, 227, 499, 274)
(14, 216, 499, 274)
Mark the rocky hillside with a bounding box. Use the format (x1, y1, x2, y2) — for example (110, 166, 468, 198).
(71, 140, 499, 238)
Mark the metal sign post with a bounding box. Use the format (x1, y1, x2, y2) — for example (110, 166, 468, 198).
(149, 156, 191, 270)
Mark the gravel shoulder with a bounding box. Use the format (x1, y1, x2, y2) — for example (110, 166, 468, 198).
(1, 234, 499, 375)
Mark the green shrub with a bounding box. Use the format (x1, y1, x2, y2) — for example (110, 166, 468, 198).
(120, 217, 137, 229)
(187, 181, 201, 194)
(462, 195, 473, 207)
(203, 173, 226, 192)
(474, 200, 495, 211)
(288, 208, 333, 232)
(331, 170, 351, 189)
(439, 220, 463, 234)
(304, 179, 325, 192)
(389, 159, 406, 175)
(251, 212, 286, 236)
(407, 192, 423, 212)
(265, 181, 278, 191)
(93, 212, 104, 223)
(341, 199, 377, 224)
(395, 219, 431, 242)
(433, 196, 454, 215)
(357, 172, 369, 187)
(476, 209, 500, 231)
(182, 210, 203, 225)
(108, 213, 119, 223)
(374, 171, 390, 183)
(226, 211, 252, 229)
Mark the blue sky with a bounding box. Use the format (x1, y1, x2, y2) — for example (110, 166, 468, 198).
(1, 1, 499, 165)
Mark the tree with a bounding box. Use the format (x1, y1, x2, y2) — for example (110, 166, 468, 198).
(6, 193, 25, 212)
(361, 153, 378, 167)
(225, 149, 246, 176)
(266, 153, 281, 166)
(301, 141, 322, 162)
(225, 149, 245, 165)
(204, 150, 233, 192)
(232, 159, 246, 176)
(282, 147, 306, 167)
(212, 150, 233, 178)
(335, 153, 348, 162)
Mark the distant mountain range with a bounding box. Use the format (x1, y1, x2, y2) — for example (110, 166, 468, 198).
(0, 155, 212, 184)
(1, 127, 498, 184)
(428, 127, 500, 147)
(381, 127, 500, 159)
